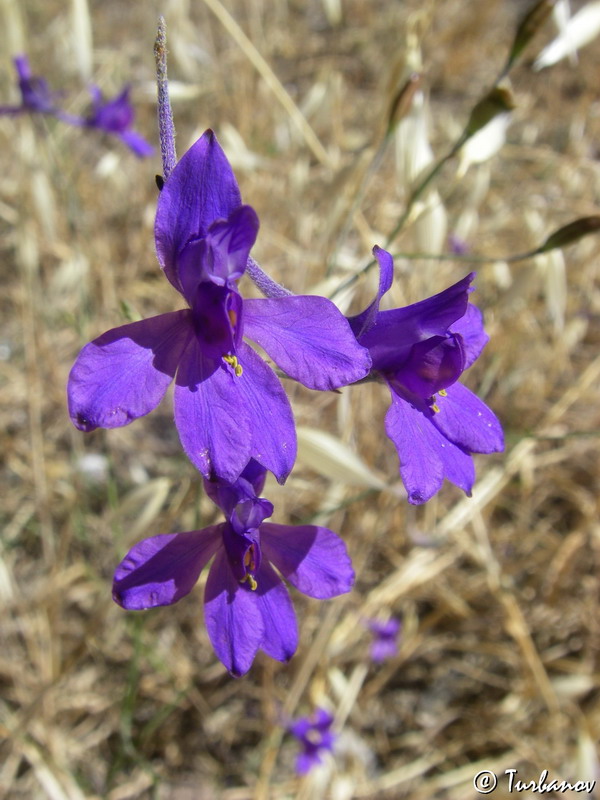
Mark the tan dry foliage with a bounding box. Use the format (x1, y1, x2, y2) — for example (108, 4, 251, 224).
(1, 0, 599, 799)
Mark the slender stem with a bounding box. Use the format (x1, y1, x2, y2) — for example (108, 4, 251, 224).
(154, 17, 177, 180)
(384, 133, 468, 250)
(245, 257, 293, 298)
(328, 242, 546, 302)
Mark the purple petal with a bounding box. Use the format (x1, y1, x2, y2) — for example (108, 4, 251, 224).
(360, 274, 474, 372)
(234, 342, 297, 483)
(432, 382, 504, 454)
(450, 303, 489, 369)
(203, 459, 268, 516)
(155, 130, 242, 293)
(178, 206, 259, 302)
(68, 310, 192, 432)
(296, 752, 323, 775)
(13, 55, 31, 81)
(347, 245, 394, 338)
(204, 549, 264, 676)
(174, 337, 252, 482)
(254, 560, 298, 663)
(243, 295, 371, 390)
(371, 638, 398, 663)
(201, 205, 259, 286)
(87, 86, 134, 132)
(260, 523, 354, 598)
(113, 526, 222, 609)
(240, 459, 268, 496)
(120, 130, 154, 158)
(394, 333, 465, 398)
(384, 387, 475, 504)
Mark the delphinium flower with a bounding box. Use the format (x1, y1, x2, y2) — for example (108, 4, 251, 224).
(448, 233, 469, 256)
(0, 55, 74, 120)
(80, 85, 153, 157)
(348, 246, 504, 504)
(367, 617, 402, 663)
(112, 460, 355, 676)
(68, 129, 371, 483)
(289, 708, 336, 774)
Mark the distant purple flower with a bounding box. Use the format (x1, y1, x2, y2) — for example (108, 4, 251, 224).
(68, 130, 370, 483)
(367, 617, 401, 663)
(81, 86, 153, 157)
(112, 461, 354, 677)
(0, 55, 74, 120)
(448, 233, 469, 256)
(348, 246, 504, 504)
(290, 708, 336, 774)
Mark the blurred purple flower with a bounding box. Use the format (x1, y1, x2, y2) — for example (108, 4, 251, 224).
(448, 233, 469, 255)
(112, 461, 354, 677)
(348, 246, 504, 504)
(81, 86, 153, 157)
(0, 55, 75, 121)
(68, 130, 370, 483)
(367, 617, 401, 663)
(290, 708, 336, 774)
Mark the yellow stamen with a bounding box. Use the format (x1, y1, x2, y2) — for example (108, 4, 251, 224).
(228, 309, 237, 327)
(439, 389, 447, 397)
(243, 548, 256, 571)
(241, 573, 258, 591)
(223, 353, 243, 376)
(432, 403, 440, 413)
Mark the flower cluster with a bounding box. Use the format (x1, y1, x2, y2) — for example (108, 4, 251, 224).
(289, 708, 336, 774)
(1, 55, 152, 157)
(113, 461, 354, 676)
(67, 55, 503, 676)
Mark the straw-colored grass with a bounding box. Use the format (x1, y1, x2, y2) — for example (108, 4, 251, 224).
(1, 0, 599, 798)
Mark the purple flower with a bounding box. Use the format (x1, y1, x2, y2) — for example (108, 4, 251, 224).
(0, 55, 72, 120)
(348, 246, 504, 504)
(367, 617, 401, 663)
(68, 130, 370, 483)
(448, 233, 469, 255)
(81, 86, 153, 157)
(112, 461, 355, 677)
(290, 708, 336, 774)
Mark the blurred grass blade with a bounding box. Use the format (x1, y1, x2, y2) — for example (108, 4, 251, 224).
(464, 87, 515, 139)
(503, 0, 556, 74)
(387, 72, 422, 134)
(297, 427, 387, 490)
(538, 216, 600, 253)
(534, 0, 600, 69)
(71, 0, 93, 80)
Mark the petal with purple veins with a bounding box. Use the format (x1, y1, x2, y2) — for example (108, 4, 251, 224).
(204, 549, 264, 676)
(113, 526, 222, 610)
(68, 310, 193, 432)
(432, 382, 504, 454)
(261, 523, 354, 598)
(254, 560, 298, 663)
(174, 336, 252, 482)
(234, 342, 297, 483)
(243, 295, 371, 391)
(155, 131, 242, 292)
(384, 385, 475, 503)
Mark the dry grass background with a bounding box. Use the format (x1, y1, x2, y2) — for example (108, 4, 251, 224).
(1, 0, 600, 798)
